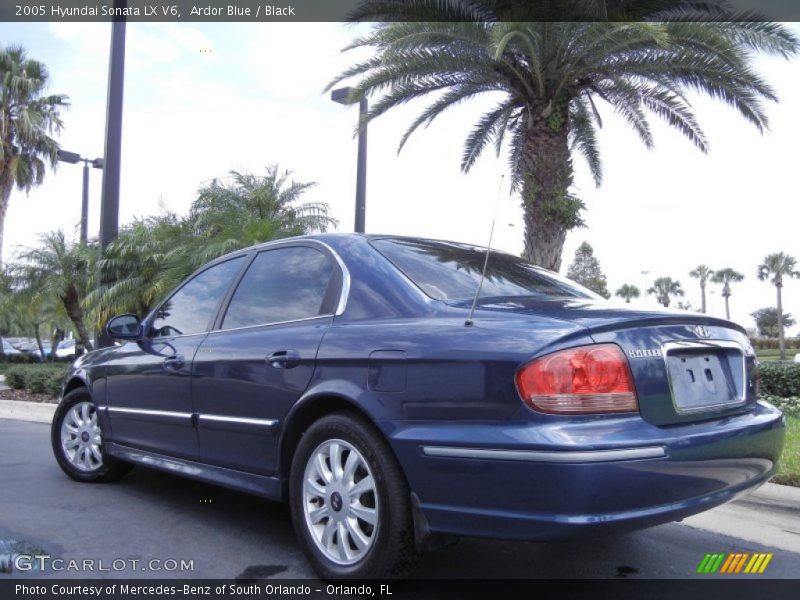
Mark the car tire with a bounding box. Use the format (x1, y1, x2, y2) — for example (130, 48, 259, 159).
(51, 388, 133, 483)
(290, 412, 420, 579)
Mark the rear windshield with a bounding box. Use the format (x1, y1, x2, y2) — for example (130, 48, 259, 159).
(371, 238, 596, 302)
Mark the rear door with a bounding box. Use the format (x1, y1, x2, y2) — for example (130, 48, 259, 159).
(104, 256, 246, 459)
(192, 244, 341, 475)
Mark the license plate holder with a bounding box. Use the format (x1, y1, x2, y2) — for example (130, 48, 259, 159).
(666, 349, 740, 412)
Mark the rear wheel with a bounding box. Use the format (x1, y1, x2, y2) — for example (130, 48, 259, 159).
(289, 412, 419, 579)
(51, 388, 133, 483)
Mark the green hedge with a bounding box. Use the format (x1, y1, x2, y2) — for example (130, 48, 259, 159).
(0, 353, 75, 365)
(3, 365, 68, 397)
(761, 395, 800, 418)
(0, 352, 39, 364)
(758, 362, 800, 398)
(751, 337, 800, 350)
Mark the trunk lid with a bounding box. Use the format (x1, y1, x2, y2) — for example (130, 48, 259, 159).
(468, 298, 758, 426)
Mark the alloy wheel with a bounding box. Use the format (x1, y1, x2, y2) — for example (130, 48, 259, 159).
(302, 438, 379, 565)
(60, 401, 103, 472)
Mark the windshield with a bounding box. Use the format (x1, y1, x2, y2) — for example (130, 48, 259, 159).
(371, 238, 597, 302)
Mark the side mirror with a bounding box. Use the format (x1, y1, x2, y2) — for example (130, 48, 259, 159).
(106, 314, 142, 340)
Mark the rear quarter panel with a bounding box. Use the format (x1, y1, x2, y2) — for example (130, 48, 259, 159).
(307, 315, 592, 423)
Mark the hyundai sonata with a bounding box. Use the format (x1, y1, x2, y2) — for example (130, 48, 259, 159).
(51, 234, 785, 578)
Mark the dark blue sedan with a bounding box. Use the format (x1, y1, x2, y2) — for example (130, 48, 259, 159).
(51, 234, 785, 579)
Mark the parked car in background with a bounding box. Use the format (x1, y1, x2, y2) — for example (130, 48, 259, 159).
(51, 234, 785, 579)
(2, 340, 21, 355)
(4, 337, 28, 349)
(55, 339, 77, 359)
(17, 341, 52, 361)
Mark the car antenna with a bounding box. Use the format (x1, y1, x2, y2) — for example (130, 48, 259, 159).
(465, 174, 504, 327)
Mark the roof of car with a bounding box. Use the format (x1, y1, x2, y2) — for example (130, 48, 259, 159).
(210, 233, 496, 263)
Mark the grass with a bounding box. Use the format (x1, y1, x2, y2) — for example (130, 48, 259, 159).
(775, 417, 800, 487)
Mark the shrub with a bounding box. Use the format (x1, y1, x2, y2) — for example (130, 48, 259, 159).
(758, 362, 800, 398)
(760, 395, 800, 418)
(0, 352, 37, 364)
(4, 368, 27, 389)
(750, 337, 800, 351)
(3, 365, 68, 397)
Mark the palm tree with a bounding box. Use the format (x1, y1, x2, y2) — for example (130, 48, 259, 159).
(12, 231, 95, 351)
(757, 253, 800, 360)
(329, 3, 797, 270)
(711, 268, 744, 320)
(0, 45, 69, 267)
(615, 283, 640, 304)
(689, 265, 713, 314)
(89, 167, 336, 328)
(0, 269, 14, 357)
(1, 268, 69, 359)
(88, 213, 189, 328)
(187, 166, 336, 270)
(647, 277, 684, 308)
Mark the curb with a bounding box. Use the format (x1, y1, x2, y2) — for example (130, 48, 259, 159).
(0, 399, 57, 424)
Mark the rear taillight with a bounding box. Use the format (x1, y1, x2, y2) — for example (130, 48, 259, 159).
(515, 344, 638, 415)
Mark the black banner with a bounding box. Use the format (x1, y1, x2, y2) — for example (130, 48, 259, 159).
(2, 579, 800, 600)
(3, 0, 800, 23)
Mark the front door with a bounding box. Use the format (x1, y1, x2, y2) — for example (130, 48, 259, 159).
(104, 255, 246, 459)
(192, 244, 340, 475)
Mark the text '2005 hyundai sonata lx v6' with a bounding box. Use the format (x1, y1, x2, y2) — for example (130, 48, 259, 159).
(52, 234, 785, 578)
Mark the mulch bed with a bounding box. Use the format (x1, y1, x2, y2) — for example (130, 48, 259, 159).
(0, 389, 58, 404)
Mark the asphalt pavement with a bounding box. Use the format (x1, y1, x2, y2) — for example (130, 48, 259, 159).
(1, 418, 799, 580)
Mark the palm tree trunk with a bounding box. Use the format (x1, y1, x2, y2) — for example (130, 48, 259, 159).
(50, 327, 65, 363)
(519, 108, 576, 271)
(724, 295, 731, 320)
(72, 317, 94, 353)
(34, 326, 44, 360)
(0, 169, 13, 269)
(777, 284, 785, 361)
(700, 283, 706, 313)
(62, 286, 94, 352)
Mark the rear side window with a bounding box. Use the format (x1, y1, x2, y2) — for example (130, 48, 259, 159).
(371, 238, 594, 302)
(151, 256, 245, 337)
(222, 246, 334, 329)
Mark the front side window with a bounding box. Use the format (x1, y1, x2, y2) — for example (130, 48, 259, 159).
(222, 246, 334, 329)
(151, 257, 244, 337)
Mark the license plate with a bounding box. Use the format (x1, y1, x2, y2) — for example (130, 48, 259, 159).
(666, 350, 740, 412)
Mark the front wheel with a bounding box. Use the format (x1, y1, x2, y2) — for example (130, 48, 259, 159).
(289, 412, 419, 579)
(51, 388, 133, 483)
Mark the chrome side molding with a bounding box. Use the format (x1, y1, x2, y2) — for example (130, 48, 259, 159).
(420, 445, 667, 463)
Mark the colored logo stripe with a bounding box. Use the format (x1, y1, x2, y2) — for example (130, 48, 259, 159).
(697, 553, 773, 574)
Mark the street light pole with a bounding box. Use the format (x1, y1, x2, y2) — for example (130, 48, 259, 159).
(354, 97, 368, 234)
(97, 6, 127, 348)
(57, 150, 103, 244)
(331, 87, 368, 233)
(99, 13, 126, 252)
(81, 160, 89, 243)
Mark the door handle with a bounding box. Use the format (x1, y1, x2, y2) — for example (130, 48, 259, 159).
(163, 355, 185, 372)
(267, 350, 300, 369)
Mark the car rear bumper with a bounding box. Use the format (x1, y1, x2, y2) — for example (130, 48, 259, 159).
(381, 401, 785, 540)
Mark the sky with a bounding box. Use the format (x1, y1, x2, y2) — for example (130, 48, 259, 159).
(0, 21, 798, 335)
